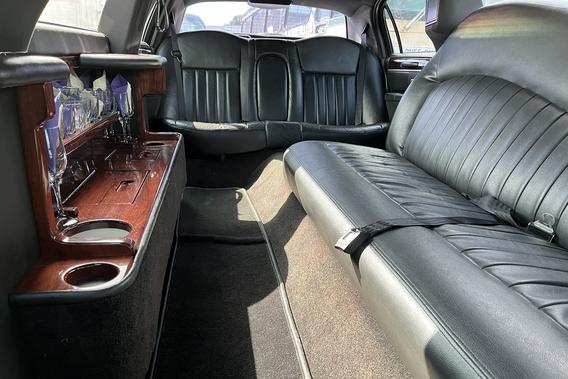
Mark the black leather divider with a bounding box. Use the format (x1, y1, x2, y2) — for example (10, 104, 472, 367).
(263, 121, 302, 148)
(79, 53, 166, 69)
(0, 55, 68, 89)
(257, 56, 288, 121)
(10, 143, 186, 379)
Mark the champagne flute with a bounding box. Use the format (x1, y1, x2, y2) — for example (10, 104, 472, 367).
(44, 103, 76, 226)
(115, 91, 134, 143)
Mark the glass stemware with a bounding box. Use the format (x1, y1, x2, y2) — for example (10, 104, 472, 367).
(60, 99, 90, 137)
(44, 103, 76, 226)
(115, 91, 134, 143)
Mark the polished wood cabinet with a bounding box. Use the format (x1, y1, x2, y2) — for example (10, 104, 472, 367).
(15, 57, 181, 293)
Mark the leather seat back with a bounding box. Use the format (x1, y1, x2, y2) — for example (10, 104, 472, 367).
(177, 31, 248, 123)
(386, 2, 568, 247)
(296, 36, 386, 126)
(157, 33, 387, 127)
(251, 38, 303, 122)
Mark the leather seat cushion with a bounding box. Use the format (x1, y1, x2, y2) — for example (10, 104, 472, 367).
(437, 223, 568, 329)
(159, 118, 266, 155)
(284, 141, 495, 226)
(284, 140, 568, 378)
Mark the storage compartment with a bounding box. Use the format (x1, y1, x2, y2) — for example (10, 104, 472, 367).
(62, 220, 132, 243)
(64, 263, 120, 288)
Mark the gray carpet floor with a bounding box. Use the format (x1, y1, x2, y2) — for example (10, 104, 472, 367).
(155, 154, 411, 378)
(248, 155, 412, 379)
(155, 188, 302, 379)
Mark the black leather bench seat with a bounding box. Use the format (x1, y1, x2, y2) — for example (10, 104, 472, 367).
(284, 140, 568, 379)
(156, 32, 388, 155)
(284, 2, 568, 378)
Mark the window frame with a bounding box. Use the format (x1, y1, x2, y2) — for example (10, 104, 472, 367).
(384, 5, 403, 54)
(377, 0, 435, 56)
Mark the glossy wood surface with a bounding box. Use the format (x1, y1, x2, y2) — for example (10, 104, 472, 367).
(16, 61, 177, 293)
(17, 257, 131, 292)
(65, 139, 178, 254)
(135, 68, 170, 139)
(17, 83, 59, 252)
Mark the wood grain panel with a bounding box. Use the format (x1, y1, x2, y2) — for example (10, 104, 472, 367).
(15, 60, 181, 294)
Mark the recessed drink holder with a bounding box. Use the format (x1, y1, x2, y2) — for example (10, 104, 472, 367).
(61, 220, 132, 243)
(64, 262, 120, 288)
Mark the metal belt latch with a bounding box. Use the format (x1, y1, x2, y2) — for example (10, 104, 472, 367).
(335, 229, 371, 255)
(528, 213, 556, 242)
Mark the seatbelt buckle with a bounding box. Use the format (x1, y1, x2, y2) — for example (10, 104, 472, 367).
(170, 49, 182, 63)
(528, 213, 556, 242)
(335, 229, 371, 255)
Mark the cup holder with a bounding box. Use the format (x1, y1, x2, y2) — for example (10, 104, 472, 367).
(64, 263, 120, 288)
(62, 220, 132, 243)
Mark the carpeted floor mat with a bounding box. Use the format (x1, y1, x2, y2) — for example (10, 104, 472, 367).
(248, 154, 412, 379)
(178, 188, 264, 243)
(156, 162, 411, 378)
(154, 188, 303, 379)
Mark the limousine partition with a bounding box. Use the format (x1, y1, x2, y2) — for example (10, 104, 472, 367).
(8, 53, 186, 379)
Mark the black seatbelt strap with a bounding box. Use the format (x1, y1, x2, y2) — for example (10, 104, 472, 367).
(169, 15, 186, 120)
(468, 195, 521, 229)
(355, 26, 368, 125)
(335, 215, 500, 255)
(468, 194, 556, 242)
(336, 195, 558, 255)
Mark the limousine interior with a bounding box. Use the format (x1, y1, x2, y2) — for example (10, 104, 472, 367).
(3, 0, 568, 378)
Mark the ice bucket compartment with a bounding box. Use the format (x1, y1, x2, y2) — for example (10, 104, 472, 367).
(64, 263, 120, 288)
(62, 220, 132, 243)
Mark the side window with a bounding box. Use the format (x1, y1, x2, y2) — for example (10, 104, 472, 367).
(384, 0, 435, 54)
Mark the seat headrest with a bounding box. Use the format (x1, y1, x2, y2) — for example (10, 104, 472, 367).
(177, 30, 247, 70)
(427, 2, 568, 112)
(295, 36, 361, 75)
(425, 0, 483, 49)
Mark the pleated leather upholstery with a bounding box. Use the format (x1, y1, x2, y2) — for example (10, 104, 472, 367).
(163, 32, 386, 125)
(403, 75, 568, 247)
(438, 223, 568, 330)
(182, 69, 241, 123)
(283, 4, 568, 377)
(302, 73, 357, 126)
(327, 143, 495, 221)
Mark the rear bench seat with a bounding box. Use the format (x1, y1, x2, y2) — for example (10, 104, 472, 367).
(156, 31, 388, 155)
(285, 2, 568, 378)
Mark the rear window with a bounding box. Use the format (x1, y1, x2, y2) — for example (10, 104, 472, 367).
(181, 2, 347, 38)
(38, 0, 108, 30)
